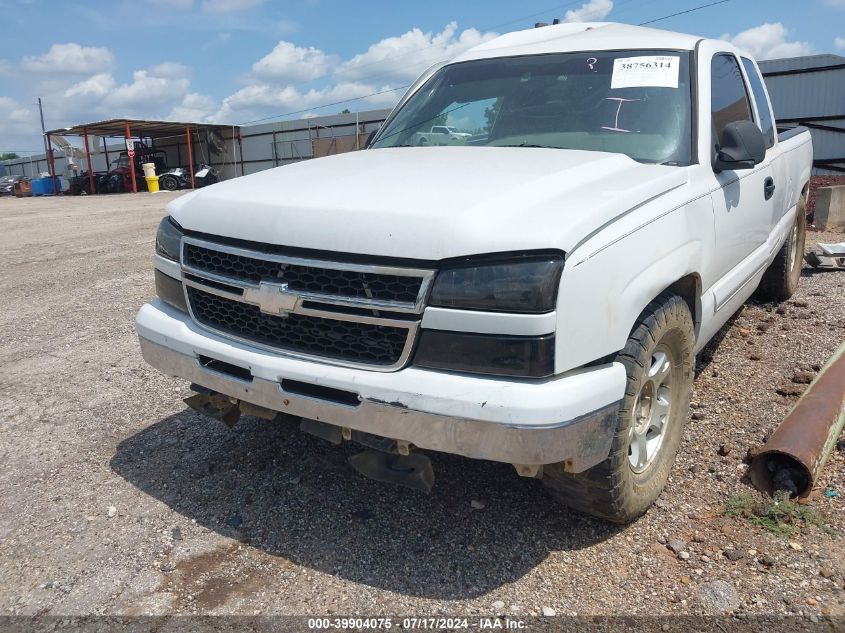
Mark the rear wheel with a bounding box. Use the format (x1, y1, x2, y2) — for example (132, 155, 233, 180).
(542, 293, 695, 523)
(754, 192, 807, 301)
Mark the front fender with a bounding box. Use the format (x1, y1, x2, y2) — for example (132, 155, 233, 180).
(555, 194, 711, 373)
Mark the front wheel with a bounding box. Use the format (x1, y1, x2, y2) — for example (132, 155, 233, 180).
(542, 292, 695, 523)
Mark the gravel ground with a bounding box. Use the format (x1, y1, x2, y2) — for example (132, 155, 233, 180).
(0, 194, 843, 620)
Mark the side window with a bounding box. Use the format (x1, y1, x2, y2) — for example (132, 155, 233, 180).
(710, 54, 753, 148)
(741, 57, 776, 149)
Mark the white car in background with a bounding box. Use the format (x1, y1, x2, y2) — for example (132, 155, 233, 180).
(414, 125, 473, 145)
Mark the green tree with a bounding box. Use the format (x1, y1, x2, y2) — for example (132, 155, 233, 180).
(0, 152, 19, 161)
(483, 99, 502, 133)
(430, 112, 449, 128)
(339, 108, 351, 114)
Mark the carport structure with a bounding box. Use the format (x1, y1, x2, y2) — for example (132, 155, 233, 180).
(45, 118, 241, 194)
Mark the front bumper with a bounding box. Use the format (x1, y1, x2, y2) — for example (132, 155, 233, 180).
(137, 299, 626, 470)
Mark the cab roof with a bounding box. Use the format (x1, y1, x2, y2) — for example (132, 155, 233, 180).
(452, 22, 705, 63)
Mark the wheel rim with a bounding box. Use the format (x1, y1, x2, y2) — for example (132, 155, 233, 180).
(788, 222, 799, 273)
(628, 346, 673, 473)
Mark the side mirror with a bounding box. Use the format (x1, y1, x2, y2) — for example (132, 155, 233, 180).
(713, 120, 766, 172)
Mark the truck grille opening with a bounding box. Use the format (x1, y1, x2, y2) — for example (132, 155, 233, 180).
(281, 379, 361, 407)
(187, 287, 409, 366)
(184, 242, 423, 304)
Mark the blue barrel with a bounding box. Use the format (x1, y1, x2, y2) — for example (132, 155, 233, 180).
(31, 178, 48, 196)
(32, 176, 62, 196)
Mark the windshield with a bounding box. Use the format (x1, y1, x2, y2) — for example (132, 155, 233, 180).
(372, 50, 693, 165)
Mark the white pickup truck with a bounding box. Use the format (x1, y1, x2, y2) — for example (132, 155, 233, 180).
(414, 125, 473, 145)
(137, 22, 813, 522)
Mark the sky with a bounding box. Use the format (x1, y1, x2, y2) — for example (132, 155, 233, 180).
(1, 0, 843, 154)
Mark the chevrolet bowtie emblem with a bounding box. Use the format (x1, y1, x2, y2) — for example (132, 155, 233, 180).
(243, 281, 299, 316)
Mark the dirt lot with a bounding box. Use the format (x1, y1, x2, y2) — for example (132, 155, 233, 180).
(0, 193, 843, 620)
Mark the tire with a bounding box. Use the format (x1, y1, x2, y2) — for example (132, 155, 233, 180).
(542, 292, 695, 523)
(417, 137, 428, 146)
(159, 175, 180, 192)
(754, 192, 807, 301)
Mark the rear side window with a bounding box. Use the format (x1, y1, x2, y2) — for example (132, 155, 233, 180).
(741, 57, 776, 148)
(710, 54, 753, 148)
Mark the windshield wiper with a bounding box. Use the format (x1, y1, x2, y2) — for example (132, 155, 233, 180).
(497, 143, 564, 149)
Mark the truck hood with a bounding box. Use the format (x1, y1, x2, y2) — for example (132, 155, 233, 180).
(168, 147, 688, 260)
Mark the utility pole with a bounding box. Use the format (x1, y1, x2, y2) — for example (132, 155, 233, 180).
(38, 98, 49, 158)
(38, 98, 58, 192)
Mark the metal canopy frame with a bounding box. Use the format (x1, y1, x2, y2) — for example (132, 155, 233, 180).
(44, 118, 241, 194)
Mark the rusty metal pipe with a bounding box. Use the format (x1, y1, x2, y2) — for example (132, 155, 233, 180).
(750, 341, 845, 497)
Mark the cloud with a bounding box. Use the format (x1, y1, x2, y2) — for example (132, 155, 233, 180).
(168, 92, 218, 121)
(0, 96, 31, 125)
(106, 69, 191, 113)
(202, 0, 263, 13)
(721, 23, 812, 60)
(64, 73, 115, 98)
(251, 41, 335, 82)
(61, 63, 192, 120)
(337, 22, 497, 84)
(0, 97, 35, 152)
(836, 36, 845, 50)
(22, 43, 114, 75)
(8, 21, 500, 146)
(146, 0, 193, 7)
(209, 81, 400, 123)
(204, 22, 498, 123)
(823, 0, 845, 7)
(147, 62, 192, 79)
(564, 0, 613, 22)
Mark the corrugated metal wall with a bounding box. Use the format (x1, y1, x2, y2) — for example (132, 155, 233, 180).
(760, 54, 845, 176)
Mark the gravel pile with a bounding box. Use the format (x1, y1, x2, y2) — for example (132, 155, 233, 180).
(0, 195, 842, 619)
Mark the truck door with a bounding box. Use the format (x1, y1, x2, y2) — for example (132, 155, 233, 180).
(741, 56, 788, 231)
(707, 53, 775, 305)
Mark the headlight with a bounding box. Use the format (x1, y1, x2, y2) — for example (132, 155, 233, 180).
(155, 216, 184, 261)
(429, 255, 564, 313)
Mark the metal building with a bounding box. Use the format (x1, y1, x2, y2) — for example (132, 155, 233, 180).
(759, 54, 845, 175)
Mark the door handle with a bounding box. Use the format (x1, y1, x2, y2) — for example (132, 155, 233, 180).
(764, 177, 776, 200)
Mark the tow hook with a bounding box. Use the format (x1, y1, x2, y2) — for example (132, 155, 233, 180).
(183, 390, 279, 427)
(184, 392, 241, 427)
(349, 451, 435, 494)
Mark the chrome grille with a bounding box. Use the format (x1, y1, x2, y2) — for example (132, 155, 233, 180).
(180, 237, 434, 371)
(184, 242, 422, 304)
(187, 287, 409, 366)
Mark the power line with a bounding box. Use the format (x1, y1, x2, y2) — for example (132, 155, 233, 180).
(637, 0, 731, 26)
(236, 85, 411, 125)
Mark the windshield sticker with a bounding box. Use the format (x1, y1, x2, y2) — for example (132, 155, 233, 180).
(586, 57, 598, 72)
(611, 56, 680, 89)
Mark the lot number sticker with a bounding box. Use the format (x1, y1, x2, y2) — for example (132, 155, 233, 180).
(611, 56, 680, 89)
